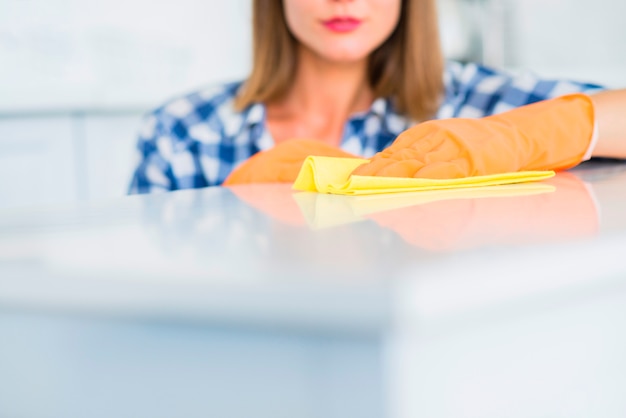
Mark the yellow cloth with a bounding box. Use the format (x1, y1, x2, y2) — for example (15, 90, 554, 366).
(292, 156, 555, 196)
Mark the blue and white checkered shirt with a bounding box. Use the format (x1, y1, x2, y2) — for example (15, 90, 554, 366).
(129, 61, 604, 194)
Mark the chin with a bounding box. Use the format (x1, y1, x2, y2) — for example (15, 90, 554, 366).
(320, 48, 372, 64)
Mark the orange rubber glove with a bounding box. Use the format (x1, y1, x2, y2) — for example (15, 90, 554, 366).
(353, 93, 596, 179)
(223, 139, 357, 185)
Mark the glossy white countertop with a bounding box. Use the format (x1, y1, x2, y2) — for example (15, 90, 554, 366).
(1, 160, 626, 333)
(2, 160, 626, 418)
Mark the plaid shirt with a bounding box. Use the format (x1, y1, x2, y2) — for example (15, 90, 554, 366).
(129, 61, 604, 194)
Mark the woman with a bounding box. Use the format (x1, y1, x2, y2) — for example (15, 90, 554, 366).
(129, 0, 626, 193)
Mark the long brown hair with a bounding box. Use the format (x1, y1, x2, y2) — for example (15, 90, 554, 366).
(234, 0, 445, 122)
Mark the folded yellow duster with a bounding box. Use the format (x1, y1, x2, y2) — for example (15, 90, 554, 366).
(292, 156, 555, 195)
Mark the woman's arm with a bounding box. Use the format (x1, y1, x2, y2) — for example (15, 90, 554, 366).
(591, 89, 626, 159)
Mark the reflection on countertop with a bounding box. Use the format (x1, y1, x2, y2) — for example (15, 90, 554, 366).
(229, 161, 626, 252)
(0, 159, 625, 332)
(1, 160, 626, 270)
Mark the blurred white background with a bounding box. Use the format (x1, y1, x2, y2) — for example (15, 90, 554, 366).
(1, 0, 625, 210)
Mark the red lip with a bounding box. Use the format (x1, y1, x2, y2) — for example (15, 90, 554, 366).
(322, 17, 362, 33)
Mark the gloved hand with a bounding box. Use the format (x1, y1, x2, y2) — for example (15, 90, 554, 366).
(352, 93, 595, 179)
(223, 138, 357, 185)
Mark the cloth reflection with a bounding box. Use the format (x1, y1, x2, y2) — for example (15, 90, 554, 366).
(143, 186, 404, 274)
(229, 172, 598, 252)
(364, 173, 598, 251)
(224, 184, 395, 268)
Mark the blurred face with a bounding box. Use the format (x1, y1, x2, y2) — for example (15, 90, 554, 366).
(283, 0, 402, 63)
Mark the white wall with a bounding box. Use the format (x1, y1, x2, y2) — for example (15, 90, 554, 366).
(0, 113, 142, 209)
(0, 117, 77, 208)
(0, 0, 251, 112)
(502, 0, 626, 88)
(0, 0, 251, 210)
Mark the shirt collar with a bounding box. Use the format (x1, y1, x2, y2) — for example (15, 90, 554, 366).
(374, 97, 414, 137)
(370, 97, 388, 118)
(243, 102, 265, 127)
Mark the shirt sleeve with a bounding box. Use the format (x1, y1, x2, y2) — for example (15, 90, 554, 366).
(128, 113, 175, 195)
(439, 61, 607, 119)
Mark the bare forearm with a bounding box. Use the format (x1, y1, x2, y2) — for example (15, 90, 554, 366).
(591, 89, 626, 159)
